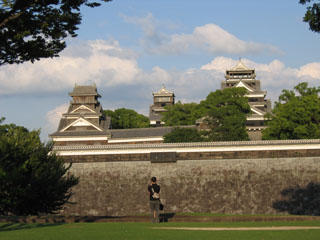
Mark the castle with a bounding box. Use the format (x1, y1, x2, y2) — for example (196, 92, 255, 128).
(51, 60, 271, 145)
(149, 84, 175, 127)
(222, 59, 272, 139)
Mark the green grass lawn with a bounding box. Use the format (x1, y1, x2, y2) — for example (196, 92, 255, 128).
(1, 221, 320, 240)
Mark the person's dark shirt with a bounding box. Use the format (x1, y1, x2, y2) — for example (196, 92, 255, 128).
(148, 183, 160, 201)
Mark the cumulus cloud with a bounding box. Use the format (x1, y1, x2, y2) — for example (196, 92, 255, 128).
(121, 13, 172, 52)
(44, 103, 69, 136)
(0, 40, 141, 95)
(298, 62, 320, 79)
(156, 24, 281, 55)
(99, 56, 319, 111)
(123, 13, 281, 56)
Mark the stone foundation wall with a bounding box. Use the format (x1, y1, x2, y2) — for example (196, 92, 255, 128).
(61, 154, 320, 216)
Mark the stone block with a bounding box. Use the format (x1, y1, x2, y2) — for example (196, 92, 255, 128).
(150, 152, 177, 163)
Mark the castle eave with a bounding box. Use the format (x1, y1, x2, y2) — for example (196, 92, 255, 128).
(50, 130, 111, 138)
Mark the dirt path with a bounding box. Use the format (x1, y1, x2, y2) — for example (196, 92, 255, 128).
(151, 226, 320, 231)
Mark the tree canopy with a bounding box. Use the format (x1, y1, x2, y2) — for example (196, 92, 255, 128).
(0, 118, 78, 215)
(0, 0, 111, 65)
(299, 0, 320, 33)
(162, 87, 250, 142)
(163, 127, 204, 143)
(162, 101, 206, 127)
(262, 82, 320, 140)
(104, 108, 150, 129)
(203, 88, 250, 141)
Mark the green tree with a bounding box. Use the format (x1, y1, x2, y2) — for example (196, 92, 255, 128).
(262, 82, 320, 140)
(163, 127, 204, 143)
(0, 0, 111, 65)
(104, 108, 150, 129)
(300, 0, 320, 33)
(203, 88, 250, 141)
(162, 88, 250, 142)
(162, 101, 206, 126)
(0, 119, 78, 215)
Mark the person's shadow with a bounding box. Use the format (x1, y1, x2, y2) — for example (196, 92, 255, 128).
(273, 182, 320, 216)
(0, 223, 63, 232)
(159, 213, 175, 222)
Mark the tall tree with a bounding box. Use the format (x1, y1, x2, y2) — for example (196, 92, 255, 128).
(161, 88, 250, 142)
(162, 101, 206, 126)
(104, 108, 150, 129)
(0, 0, 111, 65)
(262, 82, 320, 140)
(299, 0, 320, 33)
(203, 88, 250, 141)
(0, 119, 78, 215)
(163, 127, 204, 143)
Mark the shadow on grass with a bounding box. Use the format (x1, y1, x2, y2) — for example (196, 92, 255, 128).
(273, 182, 320, 216)
(0, 222, 64, 232)
(0, 213, 177, 226)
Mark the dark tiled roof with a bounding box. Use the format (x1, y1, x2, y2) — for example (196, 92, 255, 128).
(54, 115, 111, 133)
(69, 85, 100, 96)
(63, 103, 104, 117)
(62, 112, 103, 117)
(56, 118, 67, 131)
(50, 125, 196, 139)
(50, 130, 111, 137)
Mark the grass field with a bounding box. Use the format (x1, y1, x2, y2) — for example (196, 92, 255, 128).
(1, 221, 320, 240)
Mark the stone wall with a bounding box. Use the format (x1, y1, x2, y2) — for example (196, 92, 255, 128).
(58, 141, 320, 216)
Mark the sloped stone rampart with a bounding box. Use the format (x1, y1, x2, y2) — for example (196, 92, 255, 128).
(59, 141, 320, 216)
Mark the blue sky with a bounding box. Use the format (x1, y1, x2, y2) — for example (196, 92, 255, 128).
(0, 0, 319, 141)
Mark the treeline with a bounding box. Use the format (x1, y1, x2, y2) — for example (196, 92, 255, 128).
(104, 82, 320, 142)
(104, 108, 150, 129)
(262, 82, 320, 140)
(166, 82, 320, 142)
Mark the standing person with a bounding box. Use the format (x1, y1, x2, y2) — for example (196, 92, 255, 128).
(148, 176, 161, 223)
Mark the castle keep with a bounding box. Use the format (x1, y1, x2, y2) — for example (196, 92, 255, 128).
(221, 60, 272, 139)
(50, 84, 111, 146)
(149, 85, 175, 126)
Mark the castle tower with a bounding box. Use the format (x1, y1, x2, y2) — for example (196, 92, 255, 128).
(149, 85, 175, 126)
(221, 60, 271, 139)
(50, 84, 111, 146)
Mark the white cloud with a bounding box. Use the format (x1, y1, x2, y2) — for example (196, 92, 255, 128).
(141, 66, 173, 85)
(201, 56, 238, 72)
(124, 13, 281, 56)
(298, 62, 320, 79)
(1, 37, 318, 106)
(0, 40, 141, 95)
(44, 103, 69, 136)
(159, 24, 281, 55)
(121, 13, 171, 51)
